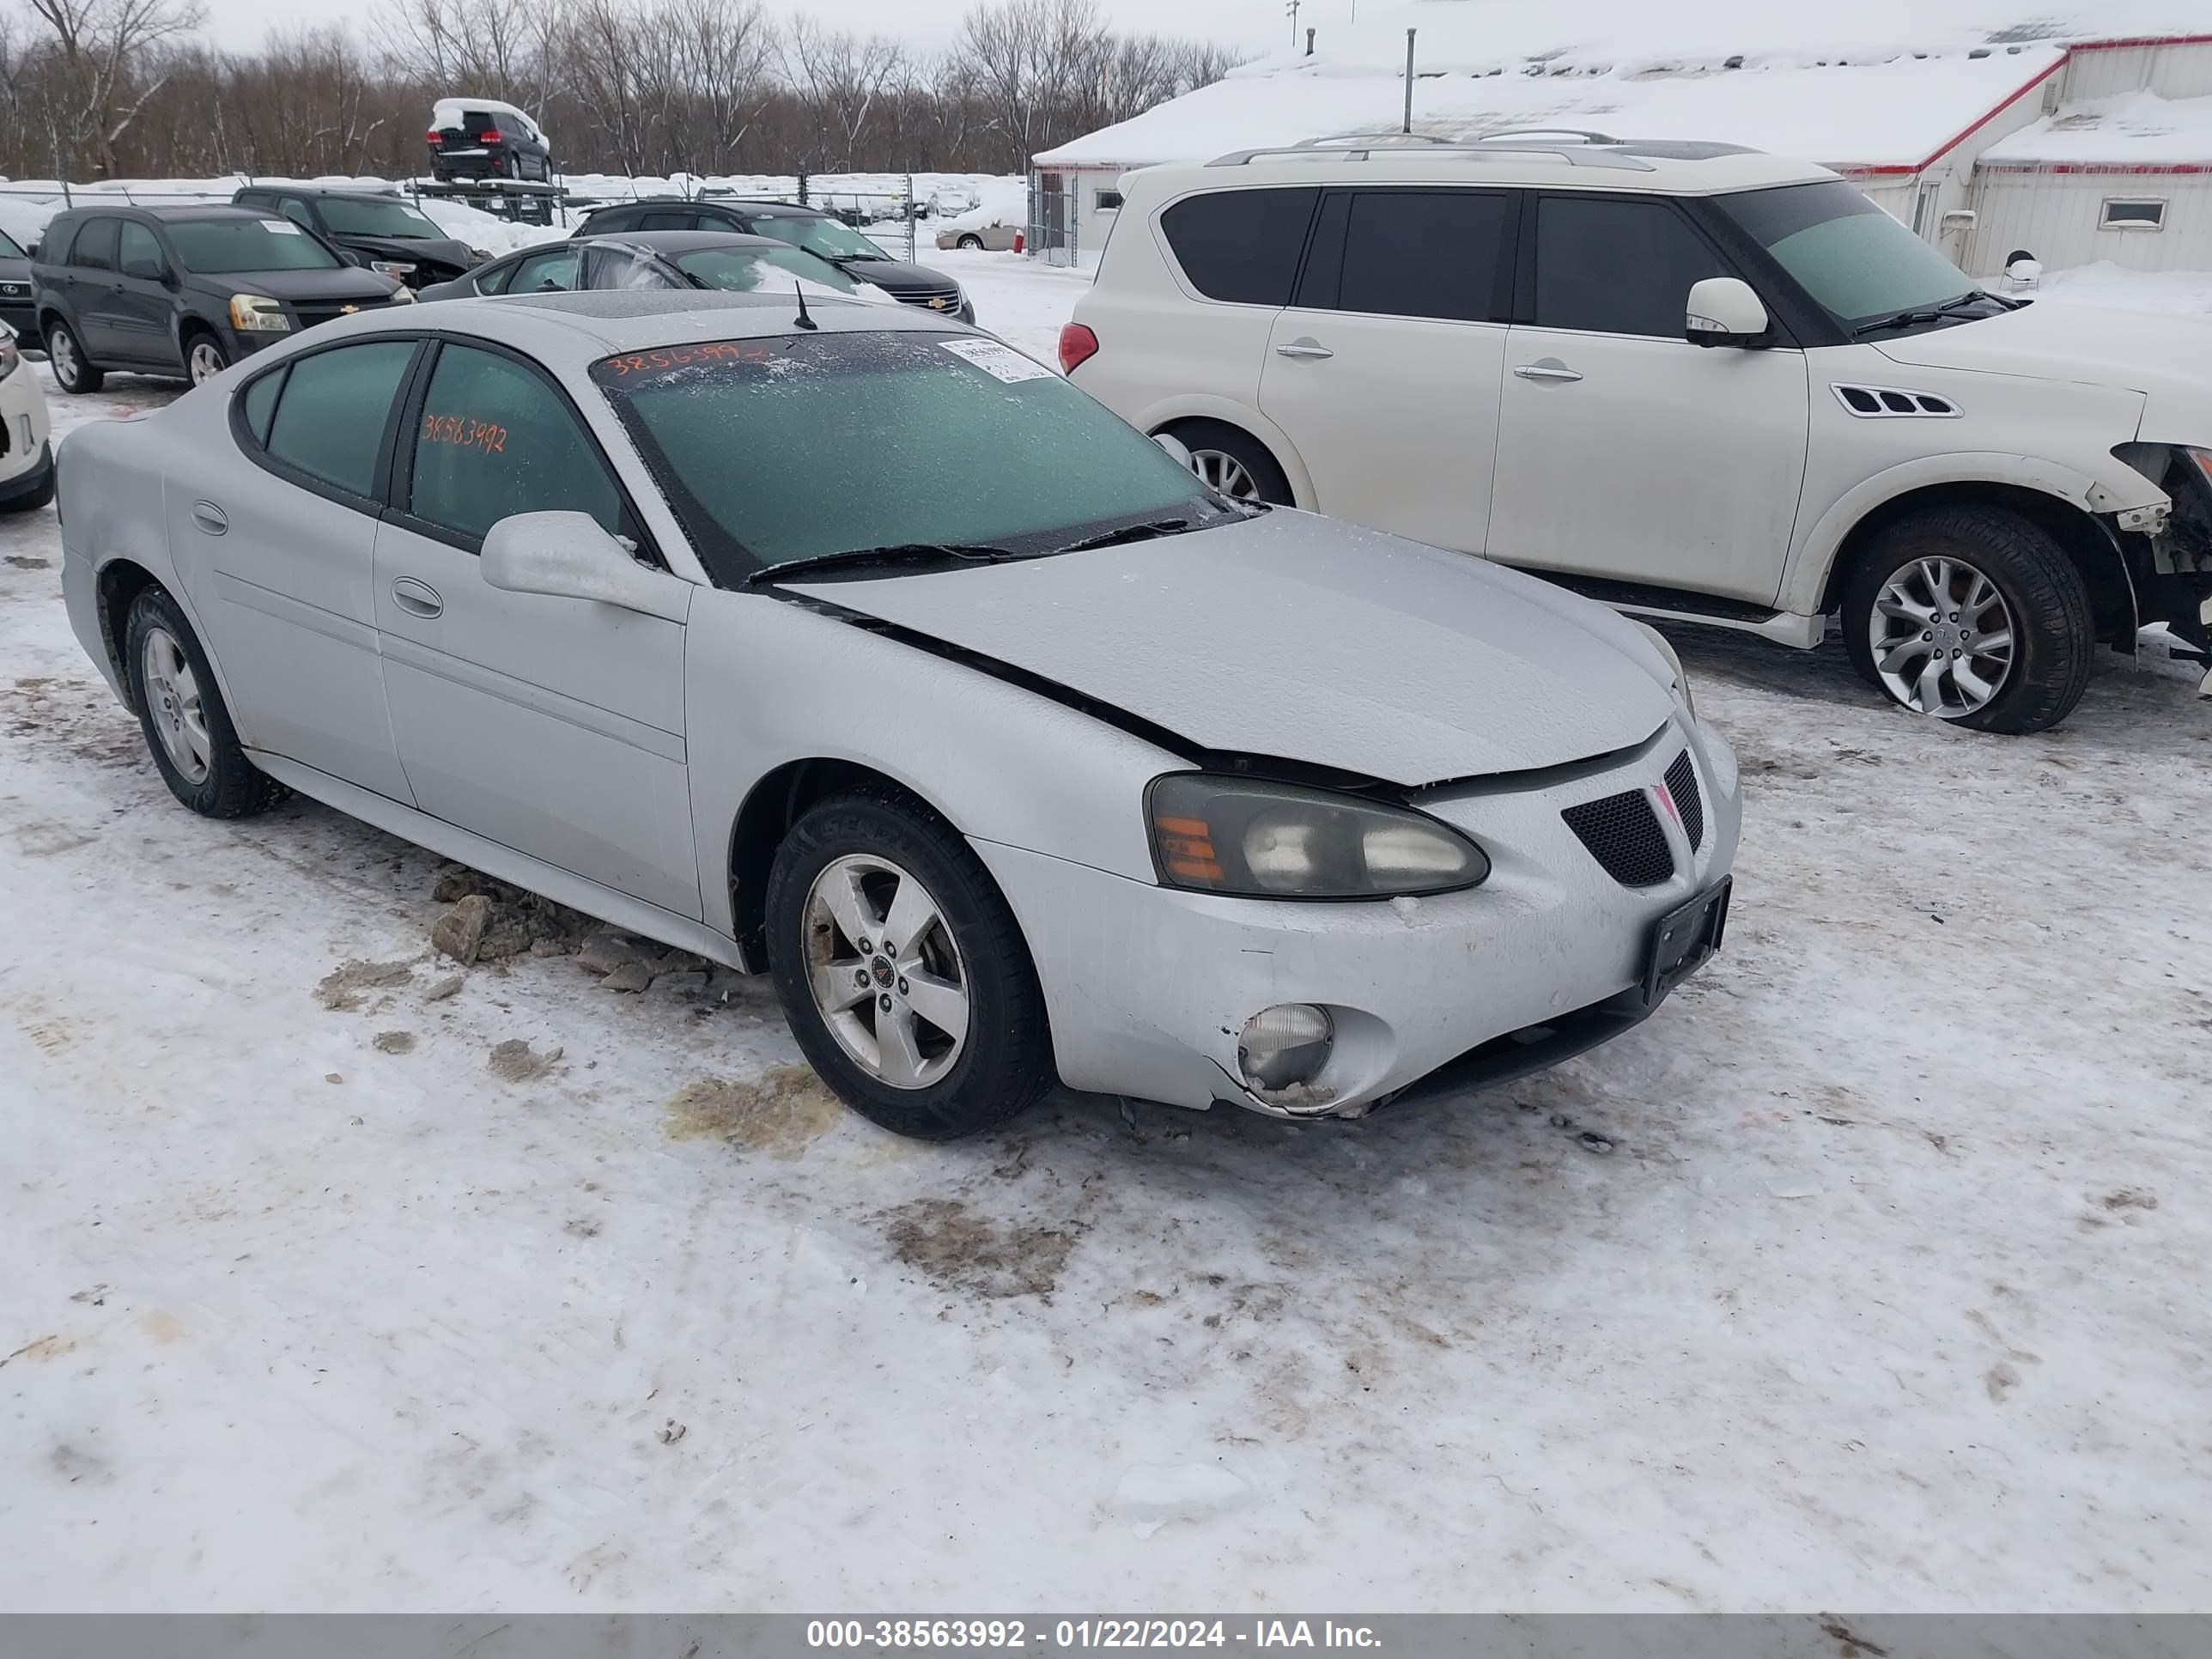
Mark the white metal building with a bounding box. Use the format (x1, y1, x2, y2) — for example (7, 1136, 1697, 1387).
(1032, 1, 2212, 276)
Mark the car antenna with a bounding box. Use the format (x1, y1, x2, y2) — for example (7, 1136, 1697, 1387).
(793, 283, 817, 331)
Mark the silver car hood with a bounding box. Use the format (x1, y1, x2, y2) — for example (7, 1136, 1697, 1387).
(786, 511, 1676, 786)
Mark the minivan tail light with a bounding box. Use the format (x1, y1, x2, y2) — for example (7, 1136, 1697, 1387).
(478, 131, 503, 143)
(426, 131, 442, 143)
(1058, 322, 1098, 374)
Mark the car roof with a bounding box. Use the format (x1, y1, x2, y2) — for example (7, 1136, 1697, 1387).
(52, 204, 281, 224)
(242, 185, 429, 204)
(1139, 137, 1833, 198)
(279, 288, 970, 373)
(580, 229, 786, 254)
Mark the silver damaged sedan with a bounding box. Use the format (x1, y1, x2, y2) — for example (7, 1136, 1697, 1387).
(57, 289, 1741, 1138)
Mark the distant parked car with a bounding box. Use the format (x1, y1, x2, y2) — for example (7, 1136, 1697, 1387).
(417, 231, 896, 307)
(231, 185, 489, 290)
(937, 223, 1021, 252)
(427, 98, 553, 182)
(0, 222, 34, 340)
(572, 198, 972, 322)
(32, 204, 410, 392)
(0, 322, 54, 512)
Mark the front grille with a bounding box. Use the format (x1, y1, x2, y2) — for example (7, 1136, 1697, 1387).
(0, 281, 28, 299)
(891, 285, 962, 312)
(1664, 751, 1705, 850)
(1562, 788, 1674, 888)
(293, 300, 393, 330)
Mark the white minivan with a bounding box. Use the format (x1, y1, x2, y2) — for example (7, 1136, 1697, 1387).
(1066, 134, 2212, 732)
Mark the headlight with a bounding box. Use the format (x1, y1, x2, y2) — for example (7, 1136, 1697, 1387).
(1148, 774, 1489, 899)
(0, 328, 18, 380)
(369, 259, 417, 279)
(1634, 621, 1697, 720)
(228, 294, 291, 332)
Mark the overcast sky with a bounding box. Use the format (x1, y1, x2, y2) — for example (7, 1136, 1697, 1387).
(191, 0, 1364, 59)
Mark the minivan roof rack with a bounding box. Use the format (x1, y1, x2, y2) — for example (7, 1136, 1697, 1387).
(1206, 135, 1656, 170)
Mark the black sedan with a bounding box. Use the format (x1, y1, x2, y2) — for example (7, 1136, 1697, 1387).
(232, 186, 486, 290)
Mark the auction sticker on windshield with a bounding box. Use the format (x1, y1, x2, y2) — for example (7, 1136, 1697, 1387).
(938, 338, 1053, 383)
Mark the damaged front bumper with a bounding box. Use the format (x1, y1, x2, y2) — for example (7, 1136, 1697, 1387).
(972, 716, 1741, 1121)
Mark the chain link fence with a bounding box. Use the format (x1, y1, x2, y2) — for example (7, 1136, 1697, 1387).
(1026, 173, 1079, 265)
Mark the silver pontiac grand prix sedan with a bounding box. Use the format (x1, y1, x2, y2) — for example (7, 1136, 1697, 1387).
(57, 289, 1740, 1139)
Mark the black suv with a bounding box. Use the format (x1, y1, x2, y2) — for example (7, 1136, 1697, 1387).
(232, 185, 487, 290)
(33, 205, 407, 392)
(571, 198, 973, 322)
(0, 221, 33, 339)
(428, 102, 554, 182)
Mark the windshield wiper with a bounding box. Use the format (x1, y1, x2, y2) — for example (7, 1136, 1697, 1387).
(1052, 518, 1194, 555)
(1854, 289, 2009, 337)
(744, 543, 1018, 586)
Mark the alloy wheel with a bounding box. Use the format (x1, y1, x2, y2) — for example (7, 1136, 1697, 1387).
(1869, 556, 2017, 718)
(801, 854, 969, 1090)
(50, 328, 78, 384)
(188, 340, 227, 385)
(142, 625, 211, 783)
(1187, 447, 1258, 499)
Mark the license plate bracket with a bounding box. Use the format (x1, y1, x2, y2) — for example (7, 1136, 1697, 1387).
(1643, 877, 1731, 1007)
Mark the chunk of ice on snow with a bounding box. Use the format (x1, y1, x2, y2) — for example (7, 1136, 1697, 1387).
(1112, 1462, 1251, 1539)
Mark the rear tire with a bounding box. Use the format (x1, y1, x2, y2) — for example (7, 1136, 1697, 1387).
(765, 790, 1054, 1139)
(123, 586, 288, 817)
(1843, 506, 2094, 734)
(1159, 418, 1293, 506)
(957, 234, 984, 250)
(44, 320, 102, 393)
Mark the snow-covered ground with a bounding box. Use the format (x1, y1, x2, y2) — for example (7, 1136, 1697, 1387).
(3, 265, 2212, 1613)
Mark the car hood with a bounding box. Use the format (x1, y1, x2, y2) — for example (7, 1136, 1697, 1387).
(331, 232, 476, 274)
(785, 511, 1677, 786)
(838, 257, 952, 292)
(1873, 300, 2212, 438)
(187, 266, 398, 303)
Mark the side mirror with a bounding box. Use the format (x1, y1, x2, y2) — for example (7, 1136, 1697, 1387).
(1685, 276, 1771, 349)
(481, 511, 688, 622)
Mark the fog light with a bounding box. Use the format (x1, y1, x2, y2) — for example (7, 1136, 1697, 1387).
(1238, 1004, 1334, 1091)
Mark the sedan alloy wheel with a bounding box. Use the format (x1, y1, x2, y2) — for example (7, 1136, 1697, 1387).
(801, 853, 970, 1089)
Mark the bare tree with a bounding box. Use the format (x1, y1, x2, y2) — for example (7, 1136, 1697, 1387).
(20, 0, 206, 174)
(782, 16, 902, 172)
(664, 0, 776, 173)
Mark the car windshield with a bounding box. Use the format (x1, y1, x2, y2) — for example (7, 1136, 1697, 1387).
(318, 197, 444, 240)
(0, 227, 24, 258)
(592, 331, 1223, 583)
(671, 246, 860, 295)
(748, 213, 885, 262)
(1716, 180, 1990, 332)
(168, 219, 341, 274)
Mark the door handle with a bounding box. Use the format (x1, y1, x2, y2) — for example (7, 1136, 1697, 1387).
(190, 501, 228, 536)
(1513, 361, 1583, 383)
(1274, 338, 1334, 360)
(391, 577, 443, 618)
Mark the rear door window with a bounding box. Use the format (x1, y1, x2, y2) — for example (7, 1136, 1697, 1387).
(1532, 195, 1729, 337)
(1159, 187, 1318, 307)
(507, 247, 580, 293)
(263, 340, 418, 499)
(70, 217, 119, 271)
(1298, 189, 1512, 322)
(404, 343, 623, 544)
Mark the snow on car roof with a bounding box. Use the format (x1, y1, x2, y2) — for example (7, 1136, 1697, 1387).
(1036, 0, 2209, 173)
(431, 97, 546, 146)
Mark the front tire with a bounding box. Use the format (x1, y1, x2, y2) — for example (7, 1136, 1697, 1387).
(184, 329, 230, 386)
(957, 234, 984, 250)
(1843, 507, 2094, 734)
(123, 586, 287, 817)
(44, 320, 102, 393)
(1160, 418, 1293, 506)
(766, 791, 1053, 1139)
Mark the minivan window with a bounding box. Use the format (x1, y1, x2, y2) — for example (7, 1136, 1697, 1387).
(1161, 188, 1318, 307)
(169, 218, 343, 274)
(1717, 179, 1980, 331)
(593, 332, 1217, 582)
(69, 218, 120, 271)
(1533, 197, 1729, 337)
(409, 343, 623, 544)
(263, 341, 416, 497)
(1323, 190, 1509, 323)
